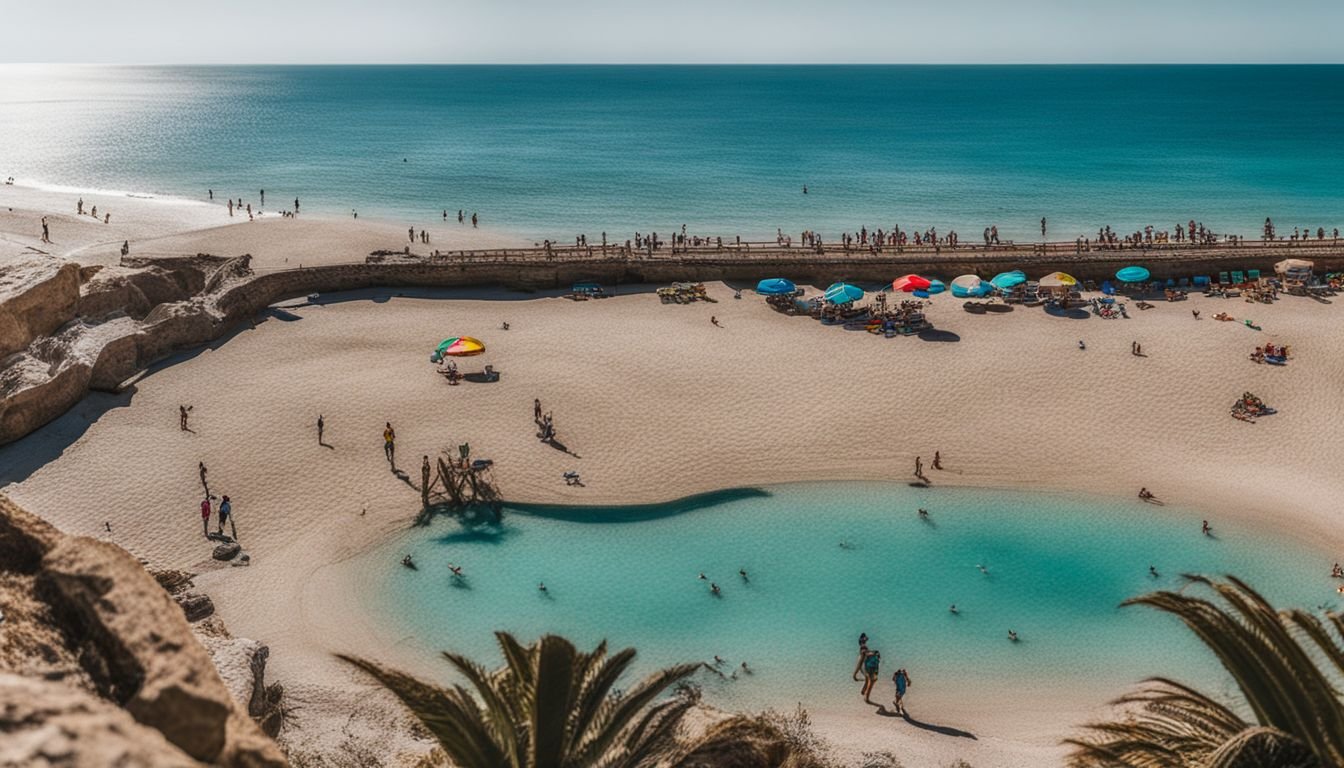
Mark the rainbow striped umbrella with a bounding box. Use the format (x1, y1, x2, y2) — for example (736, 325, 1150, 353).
(435, 336, 485, 357)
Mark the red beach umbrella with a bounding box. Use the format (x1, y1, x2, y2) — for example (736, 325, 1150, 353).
(892, 274, 932, 293)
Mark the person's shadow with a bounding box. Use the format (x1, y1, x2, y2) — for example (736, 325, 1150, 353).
(875, 707, 977, 740)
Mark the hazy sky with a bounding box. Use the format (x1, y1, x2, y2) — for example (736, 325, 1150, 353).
(6, 0, 1342, 64)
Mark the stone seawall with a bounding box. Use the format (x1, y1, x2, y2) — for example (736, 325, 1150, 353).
(4, 243, 1343, 446)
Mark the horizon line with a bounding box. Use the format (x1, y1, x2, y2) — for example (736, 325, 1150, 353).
(3, 61, 1343, 67)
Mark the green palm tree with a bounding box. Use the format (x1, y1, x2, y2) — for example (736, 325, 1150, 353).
(1066, 575, 1344, 768)
(339, 632, 701, 768)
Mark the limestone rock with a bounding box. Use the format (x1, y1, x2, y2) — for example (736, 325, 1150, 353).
(35, 536, 286, 766)
(0, 673, 205, 768)
(0, 259, 80, 359)
(212, 543, 242, 561)
(175, 592, 215, 622)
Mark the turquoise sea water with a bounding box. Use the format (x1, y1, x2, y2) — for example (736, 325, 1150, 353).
(347, 483, 1334, 720)
(2, 65, 1342, 241)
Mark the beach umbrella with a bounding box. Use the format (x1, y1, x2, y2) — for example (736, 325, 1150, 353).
(823, 282, 865, 304)
(435, 336, 485, 357)
(891, 274, 932, 293)
(950, 274, 991, 298)
(1115, 266, 1151, 283)
(990, 270, 1026, 290)
(755, 277, 797, 295)
(925, 279, 946, 295)
(1038, 271, 1079, 288)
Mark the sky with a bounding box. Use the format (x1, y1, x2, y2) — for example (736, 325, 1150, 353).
(5, 0, 1343, 64)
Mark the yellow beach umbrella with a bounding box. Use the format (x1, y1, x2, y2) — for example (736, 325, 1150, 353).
(1038, 271, 1079, 288)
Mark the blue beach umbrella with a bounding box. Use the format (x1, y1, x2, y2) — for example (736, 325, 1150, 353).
(1116, 266, 1151, 283)
(823, 282, 865, 304)
(950, 274, 991, 298)
(755, 277, 797, 295)
(990, 270, 1027, 290)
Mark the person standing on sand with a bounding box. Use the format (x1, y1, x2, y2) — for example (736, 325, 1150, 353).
(383, 423, 396, 467)
(200, 496, 212, 537)
(534, 399, 542, 421)
(915, 456, 923, 478)
(471, 212, 478, 228)
(40, 216, 49, 243)
(217, 495, 232, 535)
(317, 414, 325, 445)
(228, 199, 234, 217)
(199, 461, 208, 492)
(859, 649, 881, 704)
(933, 451, 942, 470)
(1041, 217, 1047, 239)
(294, 198, 300, 213)
(180, 405, 190, 431)
(892, 668, 911, 715)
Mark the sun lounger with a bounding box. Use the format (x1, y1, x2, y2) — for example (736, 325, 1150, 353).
(1218, 272, 1230, 285)
(1247, 269, 1261, 281)
(1232, 271, 1245, 285)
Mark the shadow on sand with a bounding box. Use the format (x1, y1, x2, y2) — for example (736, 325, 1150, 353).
(917, 329, 961, 343)
(875, 707, 978, 739)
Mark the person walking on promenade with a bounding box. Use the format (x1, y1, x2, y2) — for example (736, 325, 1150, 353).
(383, 423, 396, 468)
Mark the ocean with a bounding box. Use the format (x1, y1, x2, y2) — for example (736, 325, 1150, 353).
(1, 64, 1342, 241)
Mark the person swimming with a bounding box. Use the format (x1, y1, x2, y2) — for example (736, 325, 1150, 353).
(949, 604, 958, 614)
(1333, 562, 1344, 578)
(698, 572, 707, 580)
(448, 564, 463, 577)
(1008, 630, 1020, 642)
(713, 655, 724, 665)
(977, 564, 989, 574)
(710, 583, 721, 596)
(1149, 565, 1159, 577)
(401, 555, 416, 570)
(538, 582, 547, 592)
(739, 568, 749, 581)
(740, 661, 751, 673)
(1202, 520, 1212, 536)
(918, 508, 929, 518)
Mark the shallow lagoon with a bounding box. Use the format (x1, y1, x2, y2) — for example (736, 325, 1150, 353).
(348, 483, 1333, 721)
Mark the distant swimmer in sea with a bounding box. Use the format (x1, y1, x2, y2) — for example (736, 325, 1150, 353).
(699, 572, 707, 580)
(713, 655, 724, 665)
(538, 582, 547, 592)
(1332, 562, 1343, 578)
(1202, 520, 1212, 536)
(918, 508, 929, 519)
(710, 583, 721, 596)
(949, 604, 958, 614)
(448, 563, 463, 577)
(1149, 565, 1159, 577)
(739, 568, 749, 581)
(802, 184, 807, 194)
(839, 541, 854, 550)
(740, 661, 751, 673)
(401, 555, 416, 570)
(977, 564, 989, 574)
(1008, 630, 1020, 642)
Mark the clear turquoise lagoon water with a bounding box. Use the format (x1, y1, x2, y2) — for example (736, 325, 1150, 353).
(349, 483, 1333, 719)
(3, 65, 1342, 241)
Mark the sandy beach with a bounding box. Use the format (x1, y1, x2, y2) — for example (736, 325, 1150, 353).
(3, 182, 1344, 766)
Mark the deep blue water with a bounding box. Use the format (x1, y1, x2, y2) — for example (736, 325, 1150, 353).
(342, 483, 1336, 720)
(2, 65, 1342, 240)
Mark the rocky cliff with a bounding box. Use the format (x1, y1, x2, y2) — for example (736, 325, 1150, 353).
(0, 495, 287, 767)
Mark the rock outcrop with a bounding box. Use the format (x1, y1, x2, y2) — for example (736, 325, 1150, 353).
(0, 495, 287, 767)
(0, 258, 80, 359)
(0, 673, 206, 768)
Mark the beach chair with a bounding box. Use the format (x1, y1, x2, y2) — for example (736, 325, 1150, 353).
(1232, 270, 1245, 285)
(1247, 269, 1261, 281)
(1218, 272, 1230, 285)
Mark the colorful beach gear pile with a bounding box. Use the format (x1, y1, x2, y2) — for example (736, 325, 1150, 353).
(1231, 392, 1276, 423)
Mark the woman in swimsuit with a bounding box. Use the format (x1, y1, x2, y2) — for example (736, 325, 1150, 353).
(892, 668, 911, 715)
